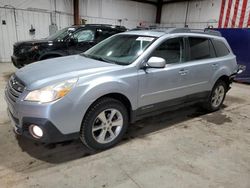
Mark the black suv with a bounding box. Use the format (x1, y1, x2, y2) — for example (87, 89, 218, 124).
(12, 24, 127, 68)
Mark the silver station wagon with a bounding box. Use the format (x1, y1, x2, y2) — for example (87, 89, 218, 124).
(5, 28, 243, 150)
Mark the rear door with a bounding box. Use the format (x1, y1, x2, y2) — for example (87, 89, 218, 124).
(68, 29, 96, 54)
(95, 28, 118, 43)
(181, 37, 217, 99)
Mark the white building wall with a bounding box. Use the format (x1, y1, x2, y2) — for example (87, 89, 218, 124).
(0, 0, 156, 62)
(79, 0, 156, 29)
(0, 0, 73, 62)
(161, 0, 221, 29)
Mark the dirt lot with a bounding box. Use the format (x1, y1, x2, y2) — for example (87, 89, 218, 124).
(0, 62, 250, 188)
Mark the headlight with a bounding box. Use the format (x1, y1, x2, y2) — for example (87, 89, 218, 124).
(30, 45, 39, 51)
(20, 46, 38, 53)
(24, 78, 78, 103)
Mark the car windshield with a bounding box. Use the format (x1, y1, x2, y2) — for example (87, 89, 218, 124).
(82, 35, 156, 65)
(47, 27, 77, 41)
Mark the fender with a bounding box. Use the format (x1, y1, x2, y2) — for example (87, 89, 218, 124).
(78, 77, 136, 109)
(65, 75, 138, 130)
(210, 64, 231, 89)
(209, 54, 237, 89)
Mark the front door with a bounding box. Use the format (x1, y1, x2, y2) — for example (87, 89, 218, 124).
(138, 37, 190, 110)
(68, 29, 96, 54)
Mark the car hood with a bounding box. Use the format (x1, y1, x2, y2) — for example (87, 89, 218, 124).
(15, 55, 119, 90)
(14, 39, 50, 46)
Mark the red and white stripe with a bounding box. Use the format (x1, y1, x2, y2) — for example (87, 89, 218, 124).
(218, 0, 250, 28)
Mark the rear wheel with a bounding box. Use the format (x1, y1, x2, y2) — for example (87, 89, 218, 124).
(80, 98, 128, 150)
(203, 80, 227, 112)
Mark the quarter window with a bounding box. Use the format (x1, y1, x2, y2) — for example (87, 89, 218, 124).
(212, 39, 230, 57)
(150, 38, 184, 64)
(188, 37, 216, 60)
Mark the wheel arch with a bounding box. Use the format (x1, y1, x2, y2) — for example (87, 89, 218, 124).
(216, 75, 231, 90)
(210, 66, 232, 90)
(83, 92, 133, 124)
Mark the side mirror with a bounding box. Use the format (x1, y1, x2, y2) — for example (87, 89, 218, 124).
(68, 37, 78, 44)
(146, 57, 166, 68)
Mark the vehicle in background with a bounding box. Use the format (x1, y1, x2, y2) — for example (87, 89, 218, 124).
(5, 28, 244, 150)
(11, 24, 127, 68)
(214, 28, 249, 83)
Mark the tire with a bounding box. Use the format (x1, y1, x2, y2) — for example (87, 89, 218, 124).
(203, 80, 227, 112)
(80, 97, 128, 150)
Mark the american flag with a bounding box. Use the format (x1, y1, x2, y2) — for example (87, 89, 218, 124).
(218, 0, 250, 28)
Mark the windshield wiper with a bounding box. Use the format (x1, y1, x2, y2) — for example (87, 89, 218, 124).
(97, 57, 117, 64)
(81, 54, 118, 64)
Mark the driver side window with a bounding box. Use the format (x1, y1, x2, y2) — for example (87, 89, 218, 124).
(73, 30, 94, 42)
(151, 37, 184, 64)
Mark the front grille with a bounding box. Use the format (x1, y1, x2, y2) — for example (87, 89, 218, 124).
(6, 75, 25, 102)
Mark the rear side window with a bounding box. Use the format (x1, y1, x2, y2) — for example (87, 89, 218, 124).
(188, 37, 216, 61)
(212, 39, 230, 57)
(95, 28, 117, 42)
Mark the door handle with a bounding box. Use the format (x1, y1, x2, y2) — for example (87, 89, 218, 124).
(179, 69, 189, 75)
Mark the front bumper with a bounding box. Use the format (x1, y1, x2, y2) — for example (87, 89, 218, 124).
(4, 86, 81, 143)
(11, 55, 28, 68)
(7, 109, 78, 143)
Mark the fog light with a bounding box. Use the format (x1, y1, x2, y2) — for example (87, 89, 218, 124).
(29, 124, 43, 139)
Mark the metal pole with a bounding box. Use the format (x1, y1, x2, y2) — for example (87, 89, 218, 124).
(54, 0, 57, 24)
(73, 0, 80, 25)
(13, 8, 19, 41)
(184, 0, 190, 27)
(156, 0, 163, 24)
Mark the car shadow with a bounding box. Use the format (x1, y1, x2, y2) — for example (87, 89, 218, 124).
(16, 104, 224, 164)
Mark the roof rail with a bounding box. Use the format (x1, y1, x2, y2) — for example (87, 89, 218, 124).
(204, 29, 222, 36)
(130, 26, 221, 37)
(168, 28, 190, 33)
(168, 28, 222, 36)
(80, 24, 127, 29)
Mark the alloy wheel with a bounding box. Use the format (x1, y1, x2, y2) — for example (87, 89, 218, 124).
(92, 108, 123, 144)
(211, 85, 225, 108)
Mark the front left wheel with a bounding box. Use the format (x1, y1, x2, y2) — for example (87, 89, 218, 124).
(80, 98, 128, 150)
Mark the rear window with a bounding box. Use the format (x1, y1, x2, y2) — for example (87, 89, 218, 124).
(212, 39, 230, 57)
(189, 37, 216, 61)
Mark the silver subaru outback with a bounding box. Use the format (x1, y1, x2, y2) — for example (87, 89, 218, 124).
(5, 28, 243, 150)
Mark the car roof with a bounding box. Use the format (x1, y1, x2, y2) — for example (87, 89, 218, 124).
(69, 24, 127, 30)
